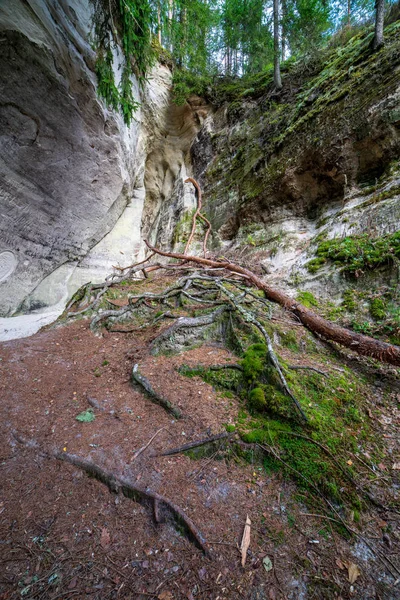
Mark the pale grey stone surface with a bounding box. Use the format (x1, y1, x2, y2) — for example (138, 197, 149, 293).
(0, 0, 208, 339)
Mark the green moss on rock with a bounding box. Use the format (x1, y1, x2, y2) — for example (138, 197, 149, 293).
(306, 232, 400, 275)
(370, 297, 386, 320)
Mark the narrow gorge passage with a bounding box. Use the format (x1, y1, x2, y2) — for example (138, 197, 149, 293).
(1, 1, 400, 599)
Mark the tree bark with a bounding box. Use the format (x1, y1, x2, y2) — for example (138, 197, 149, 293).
(144, 241, 400, 367)
(281, 0, 287, 60)
(273, 0, 282, 89)
(373, 0, 385, 50)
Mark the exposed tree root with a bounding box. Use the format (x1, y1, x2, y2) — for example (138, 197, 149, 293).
(11, 433, 210, 557)
(144, 241, 400, 367)
(287, 365, 328, 377)
(184, 178, 212, 257)
(84, 271, 307, 422)
(157, 432, 233, 457)
(206, 363, 243, 372)
(150, 306, 229, 350)
(67, 285, 107, 318)
(131, 364, 182, 419)
(90, 306, 131, 331)
(215, 280, 308, 422)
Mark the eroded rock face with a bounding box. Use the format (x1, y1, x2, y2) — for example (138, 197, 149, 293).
(0, 0, 207, 335)
(0, 0, 144, 317)
(188, 26, 400, 300)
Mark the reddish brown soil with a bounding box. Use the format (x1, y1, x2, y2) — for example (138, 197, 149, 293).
(0, 319, 399, 599)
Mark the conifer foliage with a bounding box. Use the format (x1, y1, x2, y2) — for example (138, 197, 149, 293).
(91, 0, 394, 123)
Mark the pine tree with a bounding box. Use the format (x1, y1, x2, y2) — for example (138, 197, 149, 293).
(273, 0, 282, 88)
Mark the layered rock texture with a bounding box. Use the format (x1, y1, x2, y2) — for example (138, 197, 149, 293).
(0, 2, 399, 340)
(190, 23, 400, 299)
(0, 0, 206, 337)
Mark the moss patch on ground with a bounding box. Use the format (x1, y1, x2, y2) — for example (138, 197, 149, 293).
(179, 331, 387, 519)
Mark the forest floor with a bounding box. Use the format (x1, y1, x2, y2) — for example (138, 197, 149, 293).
(0, 276, 400, 600)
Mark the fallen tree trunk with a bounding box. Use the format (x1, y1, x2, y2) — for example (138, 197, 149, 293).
(144, 240, 400, 367)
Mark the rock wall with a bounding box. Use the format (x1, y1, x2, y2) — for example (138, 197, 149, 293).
(189, 23, 400, 298)
(1, 2, 399, 341)
(0, 0, 206, 339)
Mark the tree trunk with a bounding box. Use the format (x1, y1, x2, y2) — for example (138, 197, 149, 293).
(157, 4, 162, 44)
(373, 0, 385, 50)
(273, 0, 282, 89)
(281, 0, 286, 60)
(145, 241, 400, 367)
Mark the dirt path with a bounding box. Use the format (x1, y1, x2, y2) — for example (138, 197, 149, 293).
(0, 319, 399, 599)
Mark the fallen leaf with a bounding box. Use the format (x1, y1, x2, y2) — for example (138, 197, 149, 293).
(158, 592, 173, 600)
(240, 515, 251, 567)
(378, 462, 387, 471)
(263, 556, 273, 572)
(346, 460, 353, 466)
(348, 563, 361, 584)
(198, 567, 207, 581)
(376, 517, 387, 529)
(100, 528, 110, 549)
(76, 409, 95, 423)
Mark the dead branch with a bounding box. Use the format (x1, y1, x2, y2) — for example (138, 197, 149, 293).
(132, 427, 165, 462)
(157, 432, 233, 457)
(144, 240, 400, 367)
(112, 253, 156, 271)
(131, 364, 182, 419)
